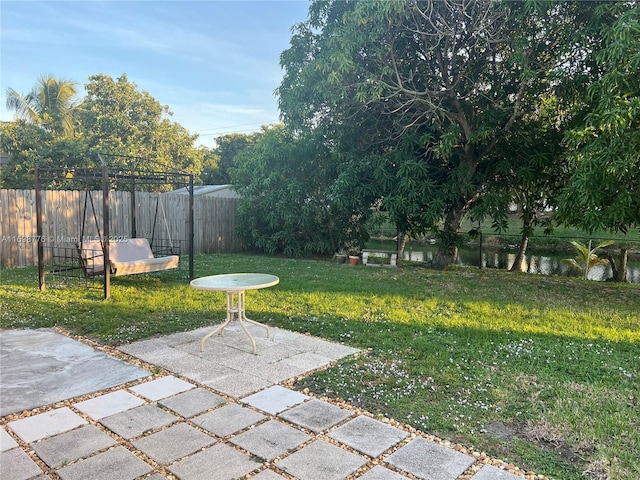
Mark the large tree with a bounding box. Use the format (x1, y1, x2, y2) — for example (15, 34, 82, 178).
(475, 96, 569, 272)
(556, 3, 639, 281)
(558, 4, 640, 234)
(231, 125, 374, 256)
(5, 74, 80, 137)
(279, 0, 597, 268)
(0, 121, 53, 189)
(78, 73, 203, 176)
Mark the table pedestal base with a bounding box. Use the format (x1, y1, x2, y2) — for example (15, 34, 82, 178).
(200, 290, 272, 354)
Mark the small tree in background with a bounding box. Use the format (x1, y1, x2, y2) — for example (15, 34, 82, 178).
(561, 240, 614, 281)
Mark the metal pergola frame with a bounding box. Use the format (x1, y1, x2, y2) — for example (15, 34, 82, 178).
(35, 154, 195, 299)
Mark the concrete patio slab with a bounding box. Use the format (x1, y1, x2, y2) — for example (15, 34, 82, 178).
(30, 424, 117, 468)
(192, 403, 265, 437)
(0, 426, 19, 451)
(230, 419, 311, 461)
(201, 369, 274, 398)
(0, 329, 149, 416)
(56, 446, 153, 480)
(359, 465, 412, 479)
(386, 437, 476, 480)
(473, 464, 524, 479)
(132, 422, 216, 464)
(251, 470, 289, 479)
(73, 390, 145, 420)
(128, 374, 194, 401)
(118, 325, 358, 399)
(168, 443, 261, 480)
(158, 387, 226, 418)
(241, 385, 309, 414)
(8, 407, 87, 443)
(275, 439, 367, 480)
(0, 447, 45, 480)
(278, 398, 354, 433)
(99, 404, 178, 439)
(328, 415, 409, 457)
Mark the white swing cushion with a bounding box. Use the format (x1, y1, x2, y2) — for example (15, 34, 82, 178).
(80, 238, 179, 276)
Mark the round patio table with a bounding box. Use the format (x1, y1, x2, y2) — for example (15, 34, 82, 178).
(190, 273, 279, 354)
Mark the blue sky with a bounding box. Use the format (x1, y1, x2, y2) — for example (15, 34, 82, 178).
(0, 0, 310, 148)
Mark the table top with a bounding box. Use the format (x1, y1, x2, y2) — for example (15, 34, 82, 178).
(190, 273, 279, 292)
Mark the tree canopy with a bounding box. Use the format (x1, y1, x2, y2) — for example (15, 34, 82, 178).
(202, 132, 263, 185)
(2, 74, 204, 189)
(557, 4, 640, 234)
(278, 0, 600, 267)
(278, 0, 637, 266)
(231, 125, 374, 256)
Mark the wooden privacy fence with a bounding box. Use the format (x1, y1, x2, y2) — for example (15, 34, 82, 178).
(0, 189, 241, 268)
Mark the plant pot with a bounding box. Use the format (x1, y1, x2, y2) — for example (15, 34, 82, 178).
(334, 254, 347, 264)
(348, 255, 359, 265)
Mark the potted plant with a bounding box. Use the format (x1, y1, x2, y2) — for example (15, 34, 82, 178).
(348, 247, 361, 265)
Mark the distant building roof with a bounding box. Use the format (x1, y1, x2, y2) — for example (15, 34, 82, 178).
(168, 184, 239, 198)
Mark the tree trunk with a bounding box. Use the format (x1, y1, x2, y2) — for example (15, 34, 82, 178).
(509, 213, 534, 272)
(510, 235, 529, 272)
(607, 248, 628, 282)
(397, 231, 408, 257)
(431, 208, 464, 270)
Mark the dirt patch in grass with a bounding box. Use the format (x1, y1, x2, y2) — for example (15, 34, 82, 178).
(484, 420, 593, 474)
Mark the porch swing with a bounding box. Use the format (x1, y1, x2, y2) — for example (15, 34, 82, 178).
(78, 189, 179, 277)
(36, 159, 195, 299)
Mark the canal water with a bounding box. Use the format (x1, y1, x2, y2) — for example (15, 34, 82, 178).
(370, 241, 640, 284)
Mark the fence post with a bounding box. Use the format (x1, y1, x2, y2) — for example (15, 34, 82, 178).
(35, 167, 45, 290)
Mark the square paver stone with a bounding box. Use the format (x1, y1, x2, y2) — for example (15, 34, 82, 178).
(275, 439, 367, 480)
(201, 370, 274, 398)
(0, 447, 44, 480)
(99, 404, 178, 439)
(56, 446, 153, 480)
(230, 420, 310, 461)
(251, 470, 289, 479)
(132, 422, 216, 464)
(328, 415, 409, 457)
(8, 407, 87, 443)
(472, 465, 523, 480)
(129, 375, 195, 400)
(159, 387, 226, 418)
(359, 465, 411, 479)
(281, 351, 332, 371)
(386, 437, 475, 480)
(73, 390, 145, 419)
(31, 424, 117, 468)
(169, 443, 261, 480)
(1, 427, 19, 451)
(278, 399, 353, 433)
(242, 385, 309, 414)
(192, 403, 265, 437)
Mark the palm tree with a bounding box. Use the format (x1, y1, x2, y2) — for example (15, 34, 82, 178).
(561, 240, 614, 280)
(6, 74, 80, 137)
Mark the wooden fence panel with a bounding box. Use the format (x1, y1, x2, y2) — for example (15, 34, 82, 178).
(0, 189, 240, 268)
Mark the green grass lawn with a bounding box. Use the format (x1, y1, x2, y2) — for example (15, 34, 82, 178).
(1, 254, 639, 479)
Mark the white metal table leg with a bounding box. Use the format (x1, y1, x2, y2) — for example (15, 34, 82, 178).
(200, 289, 272, 354)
